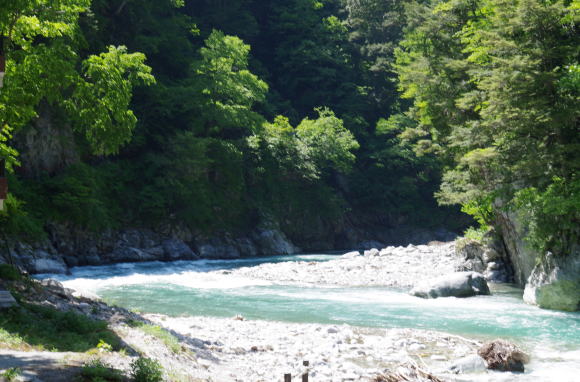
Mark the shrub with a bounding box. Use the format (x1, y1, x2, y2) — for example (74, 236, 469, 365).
(0, 264, 22, 281)
(0, 367, 22, 382)
(131, 357, 163, 382)
(80, 359, 124, 382)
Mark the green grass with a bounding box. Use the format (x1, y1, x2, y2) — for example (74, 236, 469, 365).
(78, 359, 125, 382)
(0, 304, 121, 352)
(127, 320, 181, 354)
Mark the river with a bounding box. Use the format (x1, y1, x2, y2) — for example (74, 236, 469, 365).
(39, 253, 580, 381)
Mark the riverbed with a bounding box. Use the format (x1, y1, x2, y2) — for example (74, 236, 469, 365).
(38, 245, 580, 381)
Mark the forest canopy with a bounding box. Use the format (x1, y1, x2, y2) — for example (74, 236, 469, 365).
(0, 0, 577, 254)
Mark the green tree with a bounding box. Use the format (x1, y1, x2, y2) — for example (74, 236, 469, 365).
(395, 0, 580, 253)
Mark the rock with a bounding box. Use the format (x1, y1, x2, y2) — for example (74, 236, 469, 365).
(410, 272, 490, 299)
(234, 238, 259, 257)
(0, 288, 17, 308)
(364, 248, 380, 257)
(107, 247, 156, 263)
(252, 228, 298, 256)
(19, 250, 68, 274)
(198, 241, 240, 259)
(523, 249, 580, 311)
(341, 251, 361, 259)
(478, 339, 529, 372)
(40, 279, 73, 298)
(449, 354, 487, 374)
(162, 239, 197, 261)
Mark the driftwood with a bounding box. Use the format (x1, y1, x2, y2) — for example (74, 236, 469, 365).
(372, 361, 446, 382)
(478, 339, 529, 372)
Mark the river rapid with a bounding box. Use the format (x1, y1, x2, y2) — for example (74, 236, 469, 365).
(38, 250, 580, 381)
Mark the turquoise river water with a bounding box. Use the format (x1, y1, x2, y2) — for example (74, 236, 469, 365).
(39, 254, 580, 381)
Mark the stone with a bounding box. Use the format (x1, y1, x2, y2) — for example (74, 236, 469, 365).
(25, 250, 68, 274)
(523, 249, 580, 311)
(198, 242, 240, 259)
(341, 251, 361, 259)
(107, 247, 156, 263)
(40, 279, 73, 298)
(364, 248, 380, 257)
(162, 239, 197, 261)
(410, 272, 491, 299)
(449, 354, 487, 374)
(252, 229, 298, 256)
(0, 289, 17, 308)
(234, 238, 259, 257)
(478, 339, 529, 372)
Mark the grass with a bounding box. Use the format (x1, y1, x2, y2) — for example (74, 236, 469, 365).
(0, 304, 121, 352)
(78, 359, 125, 382)
(127, 320, 181, 354)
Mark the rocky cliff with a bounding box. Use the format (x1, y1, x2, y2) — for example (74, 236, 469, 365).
(495, 211, 580, 312)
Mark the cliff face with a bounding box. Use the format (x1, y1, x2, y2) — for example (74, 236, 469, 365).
(495, 210, 580, 312)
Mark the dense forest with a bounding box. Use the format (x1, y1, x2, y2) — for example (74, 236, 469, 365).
(0, 0, 577, 254)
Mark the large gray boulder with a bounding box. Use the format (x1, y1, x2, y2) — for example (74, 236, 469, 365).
(252, 228, 299, 255)
(523, 249, 580, 311)
(161, 239, 197, 261)
(410, 271, 490, 299)
(21, 250, 68, 274)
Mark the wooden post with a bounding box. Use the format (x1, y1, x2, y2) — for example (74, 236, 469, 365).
(302, 361, 309, 382)
(284, 373, 291, 382)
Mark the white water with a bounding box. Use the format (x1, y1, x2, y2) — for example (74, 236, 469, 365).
(38, 255, 580, 381)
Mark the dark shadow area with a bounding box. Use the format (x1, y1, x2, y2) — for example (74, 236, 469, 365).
(0, 351, 84, 382)
(0, 303, 122, 352)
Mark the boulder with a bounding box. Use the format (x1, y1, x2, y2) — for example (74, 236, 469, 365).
(410, 272, 490, 299)
(364, 248, 380, 257)
(106, 247, 156, 263)
(21, 250, 68, 274)
(523, 249, 580, 311)
(341, 251, 361, 259)
(448, 355, 487, 374)
(478, 339, 529, 372)
(40, 278, 74, 299)
(162, 239, 197, 261)
(252, 229, 298, 256)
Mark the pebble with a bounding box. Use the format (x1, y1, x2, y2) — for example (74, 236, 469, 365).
(230, 242, 460, 288)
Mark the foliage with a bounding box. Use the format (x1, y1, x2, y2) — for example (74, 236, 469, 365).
(79, 359, 124, 382)
(0, 0, 154, 159)
(0, 0, 470, 247)
(0, 264, 22, 281)
(513, 176, 580, 253)
(0, 367, 21, 382)
(395, 0, 580, 254)
(0, 304, 120, 352)
(130, 357, 163, 382)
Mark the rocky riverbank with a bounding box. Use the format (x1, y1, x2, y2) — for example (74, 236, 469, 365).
(228, 242, 501, 287)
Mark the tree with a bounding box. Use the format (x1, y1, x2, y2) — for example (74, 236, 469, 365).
(395, 0, 580, 253)
(191, 30, 268, 138)
(0, 0, 154, 160)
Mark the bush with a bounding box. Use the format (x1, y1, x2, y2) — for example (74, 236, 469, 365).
(0, 367, 22, 382)
(80, 359, 124, 382)
(0, 264, 22, 281)
(131, 357, 163, 382)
